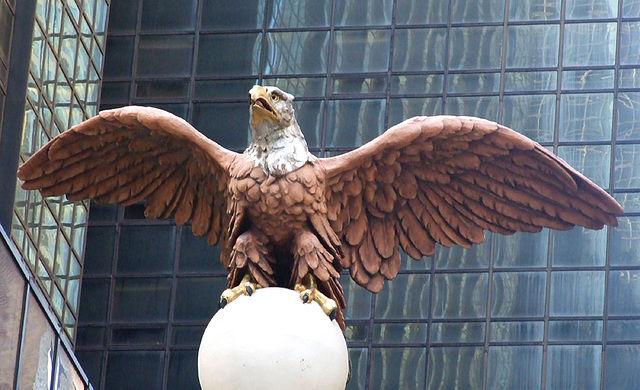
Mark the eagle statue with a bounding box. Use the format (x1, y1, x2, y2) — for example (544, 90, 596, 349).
(18, 85, 623, 329)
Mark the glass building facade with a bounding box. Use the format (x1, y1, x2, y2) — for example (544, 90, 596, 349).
(71, 0, 640, 389)
(0, 0, 635, 389)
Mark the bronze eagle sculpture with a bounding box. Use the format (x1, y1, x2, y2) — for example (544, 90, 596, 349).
(18, 85, 623, 328)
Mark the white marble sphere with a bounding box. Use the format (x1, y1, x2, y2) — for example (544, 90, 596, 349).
(198, 287, 349, 390)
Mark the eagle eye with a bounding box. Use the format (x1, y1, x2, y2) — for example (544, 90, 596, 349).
(271, 93, 280, 102)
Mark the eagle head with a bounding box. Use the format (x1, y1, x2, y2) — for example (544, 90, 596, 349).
(246, 85, 315, 175)
(249, 85, 295, 133)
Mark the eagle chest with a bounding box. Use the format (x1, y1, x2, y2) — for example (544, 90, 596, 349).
(228, 159, 327, 233)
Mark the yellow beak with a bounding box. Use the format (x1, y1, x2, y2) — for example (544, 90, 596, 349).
(249, 86, 278, 128)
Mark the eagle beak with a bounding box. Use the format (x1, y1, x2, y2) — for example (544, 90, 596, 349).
(249, 85, 278, 127)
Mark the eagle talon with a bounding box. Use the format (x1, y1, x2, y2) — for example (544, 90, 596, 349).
(219, 274, 262, 309)
(294, 274, 338, 319)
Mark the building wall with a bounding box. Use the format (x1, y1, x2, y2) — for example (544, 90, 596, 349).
(75, 0, 640, 389)
(8, 0, 109, 341)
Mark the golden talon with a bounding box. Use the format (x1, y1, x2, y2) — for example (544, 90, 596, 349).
(219, 274, 262, 309)
(294, 274, 338, 320)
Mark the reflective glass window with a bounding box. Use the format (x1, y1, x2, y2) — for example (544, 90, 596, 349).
(506, 24, 560, 68)
(141, 0, 197, 31)
(371, 348, 426, 389)
(449, 26, 503, 70)
(117, 225, 176, 275)
(393, 28, 447, 72)
(105, 351, 164, 389)
(550, 271, 605, 316)
(395, 0, 448, 25)
(487, 346, 542, 390)
(268, 0, 332, 28)
(546, 345, 602, 390)
(264, 31, 329, 75)
(332, 30, 391, 73)
(335, 0, 392, 26)
(491, 272, 546, 317)
(197, 33, 261, 77)
(112, 278, 172, 322)
(427, 347, 484, 390)
(137, 35, 194, 78)
(563, 23, 617, 67)
(432, 273, 488, 319)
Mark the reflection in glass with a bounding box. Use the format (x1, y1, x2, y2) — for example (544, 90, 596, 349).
(451, 0, 505, 22)
(504, 71, 557, 92)
(332, 30, 391, 73)
(140, 0, 198, 32)
(192, 102, 250, 150)
(332, 77, 387, 95)
(396, 0, 448, 25)
(552, 226, 607, 267)
(105, 351, 164, 389)
(173, 277, 227, 321)
(431, 322, 484, 343)
(371, 348, 426, 389)
(393, 28, 446, 71)
(168, 350, 200, 389)
(339, 276, 373, 319)
(335, 0, 392, 26)
(264, 31, 329, 75)
(375, 274, 430, 319)
(388, 98, 442, 127)
(373, 323, 427, 344)
(563, 23, 617, 67)
(559, 93, 613, 142)
(610, 217, 640, 266)
(604, 345, 640, 389)
(490, 321, 544, 342)
(268, 0, 331, 28)
(434, 239, 491, 269)
(546, 345, 602, 390)
(391, 75, 444, 95)
(117, 225, 176, 274)
(502, 95, 555, 143)
(137, 35, 194, 77)
(491, 272, 546, 317)
(432, 273, 488, 319)
(449, 26, 503, 70)
(548, 320, 603, 341)
(620, 22, 640, 65)
(557, 145, 611, 188)
(506, 24, 559, 68)
(550, 271, 605, 316)
(263, 77, 326, 98)
(346, 348, 368, 390)
(617, 92, 640, 140)
(197, 33, 261, 77)
(615, 145, 640, 189)
(448, 73, 500, 94)
(487, 346, 542, 389)
(427, 347, 484, 390)
(607, 319, 640, 341)
(446, 96, 499, 121)
(565, 0, 617, 19)
(326, 99, 386, 148)
(112, 278, 172, 322)
(562, 69, 614, 90)
(201, 0, 264, 31)
(509, 0, 560, 21)
(607, 270, 640, 316)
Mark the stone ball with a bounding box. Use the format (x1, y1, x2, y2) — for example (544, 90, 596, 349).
(198, 287, 349, 390)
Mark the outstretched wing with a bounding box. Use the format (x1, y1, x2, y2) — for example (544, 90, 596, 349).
(320, 116, 623, 293)
(17, 106, 239, 245)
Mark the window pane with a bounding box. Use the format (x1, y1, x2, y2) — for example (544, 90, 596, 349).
(106, 0, 139, 33)
(168, 350, 199, 389)
(558, 93, 613, 142)
(268, 0, 331, 28)
(197, 33, 261, 77)
(431, 322, 485, 343)
(396, 0, 449, 25)
(608, 270, 640, 316)
(117, 225, 176, 274)
(373, 323, 427, 344)
(490, 321, 544, 342)
(610, 217, 640, 266)
(264, 31, 329, 75)
(179, 227, 224, 273)
(509, 0, 560, 21)
(335, 0, 391, 26)
(617, 92, 640, 141)
(449, 73, 500, 94)
(487, 346, 542, 390)
(563, 69, 614, 90)
(620, 22, 640, 65)
(607, 320, 640, 341)
(388, 98, 442, 127)
(332, 30, 391, 73)
(552, 227, 607, 267)
(201, 0, 264, 30)
(432, 273, 488, 319)
(557, 145, 611, 188)
(141, 0, 197, 31)
(136, 80, 189, 99)
(103, 36, 134, 79)
(604, 345, 640, 389)
(371, 348, 426, 390)
(390, 75, 444, 95)
(294, 100, 324, 149)
(137, 35, 194, 77)
(393, 28, 447, 71)
(339, 276, 373, 319)
(501, 95, 556, 143)
(112, 278, 172, 322)
(105, 351, 164, 390)
(563, 23, 617, 67)
(566, 0, 617, 18)
(332, 77, 387, 95)
(326, 99, 386, 148)
(546, 345, 602, 390)
(427, 347, 484, 390)
(548, 320, 603, 341)
(451, 0, 505, 22)
(78, 278, 110, 322)
(615, 145, 640, 189)
(111, 327, 165, 346)
(504, 71, 557, 92)
(173, 277, 227, 321)
(192, 102, 250, 150)
(491, 272, 546, 317)
(346, 348, 368, 390)
(445, 96, 499, 121)
(550, 271, 605, 316)
(375, 274, 430, 319)
(506, 24, 559, 68)
(449, 26, 503, 70)
(83, 226, 115, 275)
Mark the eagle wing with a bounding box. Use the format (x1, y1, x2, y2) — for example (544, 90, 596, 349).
(17, 106, 239, 246)
(320, 115, 623, 293)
